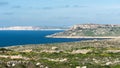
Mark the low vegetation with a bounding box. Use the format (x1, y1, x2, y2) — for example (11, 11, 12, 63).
(0, 38, 119, 68)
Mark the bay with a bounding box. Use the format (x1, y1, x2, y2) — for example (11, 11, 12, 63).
(0, 30, 98, 47)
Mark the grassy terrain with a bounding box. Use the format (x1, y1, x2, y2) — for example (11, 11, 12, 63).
(0, 38, 119, 68)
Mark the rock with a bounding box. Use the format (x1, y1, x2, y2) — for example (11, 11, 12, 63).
(21, 49, 32, 52)
(48, 58, 67, 62)
(40, 65, 44, 68)
(59, 58, 67, 62)
(106, 62, 112, 65)
(7, 63, 10, 67)
(12, 63, 15, 67)
(51, 47, 58, 50)
(81, 66, 87, 68)
(76, 66, 81, 68)
(72, 49, 92, 54)
(106, 50, 120, 53)
(45, 66, 49, 68)
(36, 62, 41, 66)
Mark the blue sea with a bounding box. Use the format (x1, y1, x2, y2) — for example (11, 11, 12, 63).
(0, 30, 99, 47)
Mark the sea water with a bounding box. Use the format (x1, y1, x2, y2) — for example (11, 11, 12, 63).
(0, 30, 97, 47)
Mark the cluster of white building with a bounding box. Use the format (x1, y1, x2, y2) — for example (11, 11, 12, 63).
(0, 26, 40, 30)
(0, 26, 65, 30)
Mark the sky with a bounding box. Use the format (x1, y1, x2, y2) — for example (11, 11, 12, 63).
(0, 0, 120, 26)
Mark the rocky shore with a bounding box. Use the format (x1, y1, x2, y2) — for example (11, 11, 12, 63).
(46, 35, 120, 38)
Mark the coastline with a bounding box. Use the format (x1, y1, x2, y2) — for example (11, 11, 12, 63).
(46, 36, 120, 39)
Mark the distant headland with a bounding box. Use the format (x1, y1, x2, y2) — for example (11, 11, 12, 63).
(46, 24, 120, 38)
(0, 26, 68, 30)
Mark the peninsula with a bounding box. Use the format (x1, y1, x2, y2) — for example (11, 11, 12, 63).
(46, 24, 120, 38)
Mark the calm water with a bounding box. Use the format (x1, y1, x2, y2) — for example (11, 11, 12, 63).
(0, 30, 98, 47)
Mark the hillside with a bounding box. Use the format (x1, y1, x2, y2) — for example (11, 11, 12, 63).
(46, 24, 120, 38)
(0, 38, 119, 68)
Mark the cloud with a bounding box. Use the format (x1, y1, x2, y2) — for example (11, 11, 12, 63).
(39, 5, 88, 10)
(0, 2, 9, 6)
(73, 5, 79, 8)
(3, 12, 14, 15)
(73, 5, 88, 8)
(64, 5, 70, 8)
(61, 5, 88, 8)
(12, 5, 21, 9)
(57, 17, 71, 19)
(42, 7, 53, 10)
